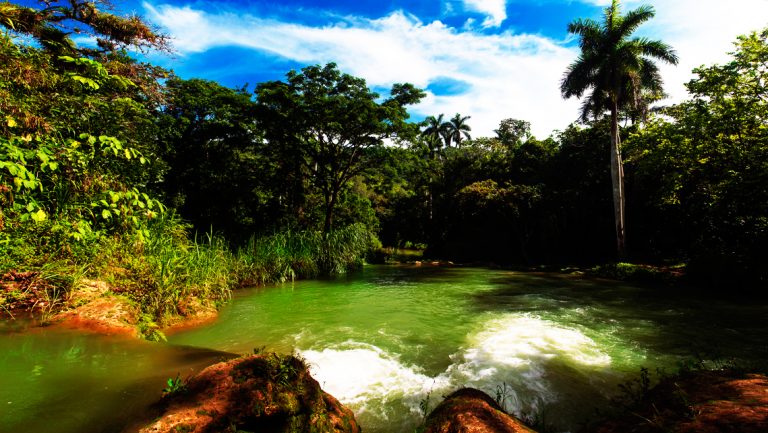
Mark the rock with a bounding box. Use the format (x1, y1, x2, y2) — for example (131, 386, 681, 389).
(424, 388, 537, 433)
(140, 353, 360, 433)
(162, 296, 219, 335)
(53, 280, 140, 338)
(586, 370, 768, 433)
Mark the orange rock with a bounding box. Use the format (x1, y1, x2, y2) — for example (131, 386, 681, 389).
(140, 354, 360, 433)
(53, 295, 139, 338)
(587, 370, 768, 433)
(425, 388, 537, 433)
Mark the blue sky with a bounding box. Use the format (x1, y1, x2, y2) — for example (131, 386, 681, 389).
(97, 1, 768, 135)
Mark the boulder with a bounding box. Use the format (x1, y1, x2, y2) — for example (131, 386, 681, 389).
(140, 353, 360, 433)
(587, 370, 768, 433)
(424, 388, 537, 433)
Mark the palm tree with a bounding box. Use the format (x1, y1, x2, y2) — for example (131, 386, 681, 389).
(422, 114, 451, 150)
(446, 113, 472, 147)
(560, 0, 677, 257)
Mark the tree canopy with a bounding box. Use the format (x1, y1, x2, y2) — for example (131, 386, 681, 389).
(255, 63, 424, 233)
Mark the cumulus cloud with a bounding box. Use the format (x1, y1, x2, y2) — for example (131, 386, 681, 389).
(637, 0, 768, 103)
(576, 0, 768, 103)
(143, 0, 768, 137)
(144, 2, 579, 137)
(462, 0, 508, 27)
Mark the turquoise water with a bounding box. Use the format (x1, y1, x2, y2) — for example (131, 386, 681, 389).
(2, 265, 767, 432)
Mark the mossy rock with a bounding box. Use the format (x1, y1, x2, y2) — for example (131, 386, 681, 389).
(141, 354, 360, 433)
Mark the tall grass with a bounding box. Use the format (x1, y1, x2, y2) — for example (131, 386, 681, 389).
(128, 214, 235, 321)
(97, 217, 378, 334)
(3, 210, 378, 337)
(234, 223, 379, 285)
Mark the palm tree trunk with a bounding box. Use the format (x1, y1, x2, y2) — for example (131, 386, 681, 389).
(610, 102, 627, 258)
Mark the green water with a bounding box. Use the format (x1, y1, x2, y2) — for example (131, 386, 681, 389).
(2, 265, 767, 433)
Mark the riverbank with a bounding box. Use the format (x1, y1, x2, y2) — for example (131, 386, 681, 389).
(582, 369, 768, 433)
(0, 223, 378, 340)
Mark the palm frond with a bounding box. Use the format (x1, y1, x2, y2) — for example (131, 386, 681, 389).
(561, 54, 601, 97)
(634, 38, 679, 65)
(617, 5, 655, 38)
(568, 18, 602, 49)
(638, 59, 663, 93)
(562, 0, 676, 124)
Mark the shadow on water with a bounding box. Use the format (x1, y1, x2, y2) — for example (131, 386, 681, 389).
(0, 331, 236, 433)
(472, 272, 768, 365)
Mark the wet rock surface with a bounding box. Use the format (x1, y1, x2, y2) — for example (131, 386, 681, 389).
(140, 353, 360, 433)
(586, 370, 768, 433)
(424, 388, 537, 433)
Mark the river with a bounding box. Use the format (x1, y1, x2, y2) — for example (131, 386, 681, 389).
(1, 265, 766, 433)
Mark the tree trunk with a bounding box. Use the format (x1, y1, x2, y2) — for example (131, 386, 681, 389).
(323, 191, 336, 235)
(610, 103, 627, 258)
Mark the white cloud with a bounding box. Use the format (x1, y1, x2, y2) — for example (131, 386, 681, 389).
(144, 2, 578, 138)
(637, 0, 768, 104)
(143, 0, 768, 138)
(575, 0, 768, 105)
(462, 0, 508, 27)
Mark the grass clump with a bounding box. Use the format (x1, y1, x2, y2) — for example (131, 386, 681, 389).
(234, 223, 379, 285)
(2, 210, 379, 338)
(587, 262, 684, 285)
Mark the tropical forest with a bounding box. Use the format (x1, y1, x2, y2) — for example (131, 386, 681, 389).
(1, 0, 767, 432)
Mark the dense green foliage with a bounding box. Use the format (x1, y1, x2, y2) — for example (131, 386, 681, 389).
(255, 63, 424, 233)
(625, 28, 768, 288)
(0, 1, 382, 328)
(2, 0, 766, 331)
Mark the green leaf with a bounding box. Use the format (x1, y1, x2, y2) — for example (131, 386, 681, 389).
(31, 209, 47, 223)
(101, 209, 111, 219)
(71, 75, 100, 90)
(36, 151, 50, 164)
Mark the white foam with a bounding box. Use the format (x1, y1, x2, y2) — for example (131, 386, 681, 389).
(461, 315, 611, 370)
(299, 341, 449, 419)
(444, 314, 612, 413)
(298, 314, 612, 423)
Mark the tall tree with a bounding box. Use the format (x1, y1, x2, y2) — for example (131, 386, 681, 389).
(156, 79, 267, 239)
(560, 0, 677, 257)
(495, 118, 531, 148)
(256, 63, 424, 234)
(422, 114, 450, 149)
(446, 113, 472, 147)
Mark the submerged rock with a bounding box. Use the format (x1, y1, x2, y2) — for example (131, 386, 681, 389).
(424, 388, 537, 433)
(140, 353, 360, 433)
